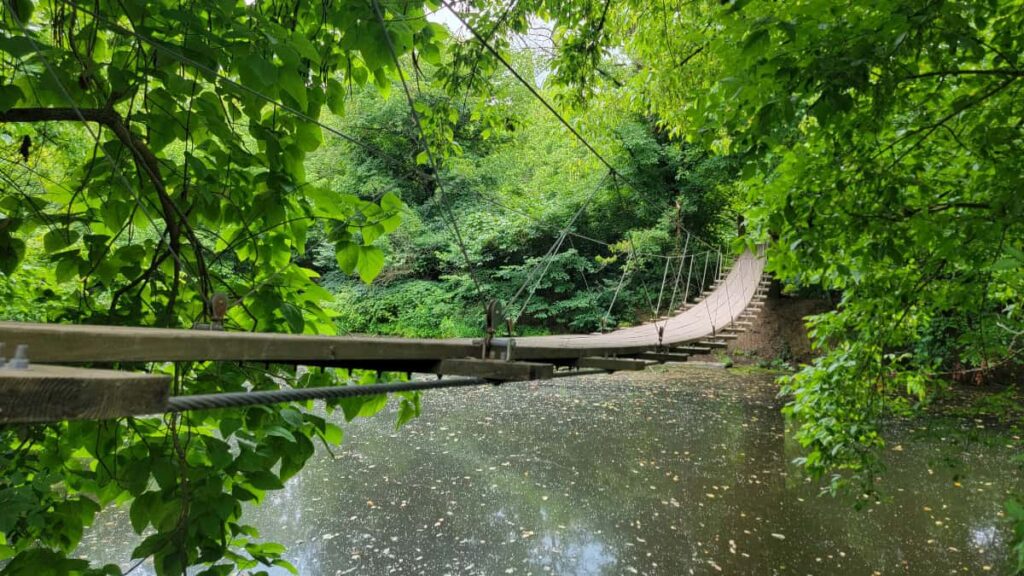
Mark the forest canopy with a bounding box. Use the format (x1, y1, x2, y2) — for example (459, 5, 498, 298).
(1, 0, 1022, 573)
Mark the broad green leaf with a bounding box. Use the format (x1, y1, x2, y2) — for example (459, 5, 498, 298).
(356, 245, 384, 283)
(335, 242, 359, 274)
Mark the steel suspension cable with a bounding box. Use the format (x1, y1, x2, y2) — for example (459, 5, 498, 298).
(682, 250, 696, 306)
(654, 254, 672, 319)
(504, 173, 610, 323)
(439, 0, 719, 253)
(468, 187, 678, 260)
(608, 176, 659, 318)
(168, 368, 610, 413)
(602, 252, 633, 330)
(370, 0, 487, 304)
(665, 232, 691, 317)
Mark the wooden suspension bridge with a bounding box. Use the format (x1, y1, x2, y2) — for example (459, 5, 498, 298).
(0, 247, 768, 424)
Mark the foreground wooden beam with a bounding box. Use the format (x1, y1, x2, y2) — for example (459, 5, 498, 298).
(0, 365, 170, 423)
(432, 358, 554, 381)
(0, 321, 482, 364)
(576, 357, 650, 371)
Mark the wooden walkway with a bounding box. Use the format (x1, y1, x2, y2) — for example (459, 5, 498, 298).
(0, 249, 768, 422)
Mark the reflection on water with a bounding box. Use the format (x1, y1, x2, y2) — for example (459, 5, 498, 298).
(78, 366, 1022, 574)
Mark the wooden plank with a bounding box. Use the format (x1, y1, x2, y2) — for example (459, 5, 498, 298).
(432, 358, 554, 381)
(0, 322, 658, 364)
(673, 345, 712, 355)
(698, 340, 730, 349)
(0, 365, 169, 424)
(630, 352, 689, 363)
(0, 321, 482, 364)
(576, 357, 649, 371)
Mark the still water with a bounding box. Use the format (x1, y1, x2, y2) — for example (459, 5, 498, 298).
(79, 366, 1021, 574)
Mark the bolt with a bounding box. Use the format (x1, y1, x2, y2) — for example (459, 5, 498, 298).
(6, 345, 29, 370)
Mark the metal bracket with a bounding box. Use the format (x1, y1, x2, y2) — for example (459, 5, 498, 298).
(474, 337, 516, 361)
(481, 299, 506, 359)
(193, 292, 229, 331)
(2, 344, 29, 370)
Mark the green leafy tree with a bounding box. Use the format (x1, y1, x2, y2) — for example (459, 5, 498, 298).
(0, 0, 446, 572)
(454, 0, 1023, 566)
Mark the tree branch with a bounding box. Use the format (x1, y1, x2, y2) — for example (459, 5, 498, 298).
(902, 68, 1024, 81)
(0, 105, 211, 323)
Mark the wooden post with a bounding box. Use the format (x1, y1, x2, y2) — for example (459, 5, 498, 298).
(432, 358, 554, 381)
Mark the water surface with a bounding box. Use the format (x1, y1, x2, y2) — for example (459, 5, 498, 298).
(79, 366, 1022, 574)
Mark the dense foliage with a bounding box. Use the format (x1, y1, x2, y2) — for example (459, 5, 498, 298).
(470, 0, 1023, 567)
(3, 0, 1022, 572)
(307, 75, 736, 337)
(0, 1, 444, 573)
(0, 1, 735, 573)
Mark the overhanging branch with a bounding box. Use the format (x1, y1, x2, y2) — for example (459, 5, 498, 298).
(0, 106, 210, 320)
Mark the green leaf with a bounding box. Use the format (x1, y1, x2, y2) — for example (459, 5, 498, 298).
(264, 425, 297, 443)
(357, 245, 384, 283)
(273, 558, 300, 575)
(335, 242, 359, 274)
(326, 78, 346, 116)
(295, 122, 322, 152)
(742, 29, 770, 57)
(395, 394, 421, 428)
(243, 470, 284, 491)
(280, 302, 305, 333)
(42, 229, 79, 253)
(129, 492, 160, 534)
(0, 84, 25, 113)
(0, 232, 26, 275)
(151, 457, 178, 491)
(322, 422, 343, 445)
(237, 54, 277, 90)
(280, 71, 308, 111)
(337, 393, 388, 421)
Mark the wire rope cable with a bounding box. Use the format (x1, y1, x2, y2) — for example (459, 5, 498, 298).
(167, 368, 610, 413)
(370, 0, 487, 304)
(438, 0, 719, 253)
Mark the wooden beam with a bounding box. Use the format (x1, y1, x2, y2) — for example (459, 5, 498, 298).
(0, 365, 169, 424)
(698, 340, 730, 349)
(0, 321, 482, 364)
(673, 345, 712, 355)
(630, 352, 690, 363)
(0, 322, 659, 364)
(576, 357, 650, 371)
(432, 358, 554, 381)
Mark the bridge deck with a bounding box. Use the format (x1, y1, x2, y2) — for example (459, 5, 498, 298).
(0, 250, 765, 367)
